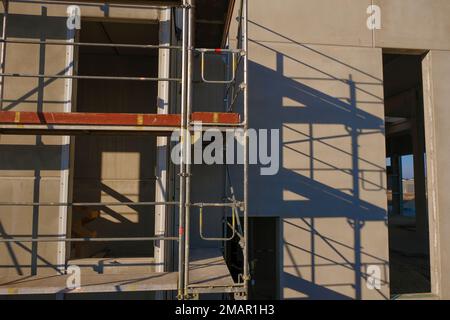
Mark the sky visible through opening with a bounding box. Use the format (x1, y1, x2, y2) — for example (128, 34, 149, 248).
(386, 155, 414, 180)
(402, 155, 414, 180)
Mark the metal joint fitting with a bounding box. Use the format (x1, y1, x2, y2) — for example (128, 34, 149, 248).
(183, 292, 199, 300)
(178, 172, 191, 178)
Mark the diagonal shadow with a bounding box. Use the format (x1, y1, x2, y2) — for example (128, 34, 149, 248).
(228, 24, 388, 299)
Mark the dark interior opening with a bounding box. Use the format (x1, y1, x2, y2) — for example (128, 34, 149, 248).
(70, 20, 159, 259)
(226, 217, 279, 300)
(383, 53, 431, 295)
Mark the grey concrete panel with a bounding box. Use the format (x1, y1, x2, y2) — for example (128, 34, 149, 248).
(424, 50, 450, 299)
(229, 0, 373, 48)
(228, 41, 389, 299)
(374, 0, 450, 50)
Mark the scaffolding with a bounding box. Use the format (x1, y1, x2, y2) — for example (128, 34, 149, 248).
(0, 0, 249, 299)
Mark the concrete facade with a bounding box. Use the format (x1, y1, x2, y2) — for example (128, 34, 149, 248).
(230, 2, 388, 298)
(0, 1, 162, 277)
(227, 0, 450, 299)
(0, 4, 69, 276)
(422, 50, 450, 299)
(1, 0, 450, 300)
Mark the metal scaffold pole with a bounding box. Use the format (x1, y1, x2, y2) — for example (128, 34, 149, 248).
(177, 0, 189, 300)
(243, 0, 250, 299)
(0, 0, 9, 110)
(183, 0, 194, 299)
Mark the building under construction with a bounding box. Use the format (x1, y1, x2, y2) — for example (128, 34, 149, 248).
(1, 0, 450, 300)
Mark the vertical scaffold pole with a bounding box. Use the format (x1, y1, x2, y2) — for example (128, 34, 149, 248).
(242, 0, 249, 299)
(177, 0, 188, 300)
(184, 0, 194, 298)
(0, 0, 9, 110)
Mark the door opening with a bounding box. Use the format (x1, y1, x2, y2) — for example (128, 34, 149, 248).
(383, 53, 431, 295)
(69, 20, 159, 259)
(226, 217, 279, 299)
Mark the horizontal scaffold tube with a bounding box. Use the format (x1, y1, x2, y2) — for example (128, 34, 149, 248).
(0, 236, 178, 243)
(0, 201, 180, 207)
(0, 39, 182, 50)
(0, 73, 181, 82)
(11, 0, 182, 9)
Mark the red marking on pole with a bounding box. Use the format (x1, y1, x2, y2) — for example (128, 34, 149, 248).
(179, 227, 185, 236)
(214, 48, 222, 54)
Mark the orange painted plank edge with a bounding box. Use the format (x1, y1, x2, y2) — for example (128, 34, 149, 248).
(0, 111, 240, 126)
(191, 112, 240, 124)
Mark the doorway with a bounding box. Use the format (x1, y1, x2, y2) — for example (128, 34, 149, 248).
(383, 53, 431, 295)
(69, 20, 159, 259)
(248, 217, 279, 299)
(225, 217, 279, 299)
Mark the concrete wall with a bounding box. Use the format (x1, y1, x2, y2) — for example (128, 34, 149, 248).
(374, 0, 450, 51)
(2, 0, 450, 301)
(227, 0, 389, 300)
(422, 50, 450, 299)
(0, 2, 161, 277)
(0, 5, 70, 277)
(229, 0, 450, 51)
(225, 0, 450, 300)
